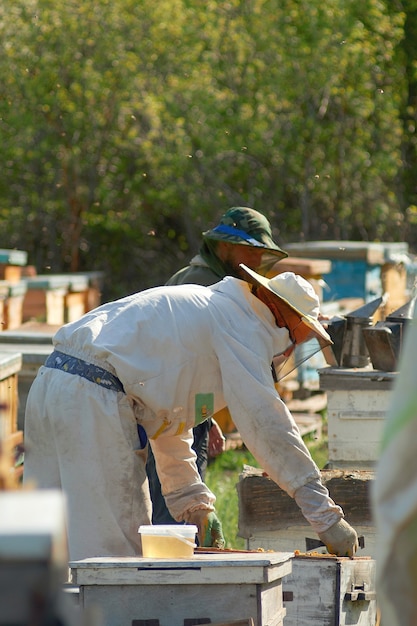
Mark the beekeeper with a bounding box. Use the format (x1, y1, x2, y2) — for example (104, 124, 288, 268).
(23, 265, 358, 561)
(148, 205, 289, 525)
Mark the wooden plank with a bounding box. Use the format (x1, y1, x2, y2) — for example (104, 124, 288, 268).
(72, 561, 292, 587)
(284, 241, 408, 264)
(269, 257, 332, 277)
(0, 372, 19, 437)
(238, 474, 303, 534)
(379, 262, 407, 320)
(286, 393, 327, 414)
(0, 265, 23, 283)
(65, 291, 87, 323)
(237, 469, 374, 537)
(319, 368, 395, 392)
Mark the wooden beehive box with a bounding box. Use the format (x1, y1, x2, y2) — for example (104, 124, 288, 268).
(268, 256, 332, 302)
(23, 272, 104, 326)
(319, 367, 396, 468)
(283, 555, 377, 626)
(70, 552, 292, 626)
(0, 351, 23, 489)
(0, 331, 54, 430)
(64, 272, 104, 322)
(285, 240, 409, 312)
(65, 274, 90, 323)
(1, 281, 28, 330)
(0, 351, 22, 440)
(0, 249, 28, 284)
(237, 467, 375, 557)
(23, 276, 69, 325)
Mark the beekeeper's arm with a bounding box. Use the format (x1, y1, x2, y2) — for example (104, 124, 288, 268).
(218, 340, 357, 555)
(148, 428, 215, 519)
(148, 429, 224, 547)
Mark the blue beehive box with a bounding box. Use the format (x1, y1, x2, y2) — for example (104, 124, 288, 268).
(285, 241, 410, 303)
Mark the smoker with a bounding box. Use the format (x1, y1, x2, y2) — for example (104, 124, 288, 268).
(362, 298, 416, 371)
(325, 296, 386, 368)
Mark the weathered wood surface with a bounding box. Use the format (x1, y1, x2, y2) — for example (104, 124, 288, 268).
(0, 353, 21, 437)
(237, 468, 374, 537)
(286, 392, 328, 413)
(269, 256, 332, 277)
(324, 372, 394, 465)
(319, 367, 396, 391)
(283, 556, 377, 626)
(71, 553, 292, 626)
(81, 583, 286, 626)
(71, 552, 293, 586)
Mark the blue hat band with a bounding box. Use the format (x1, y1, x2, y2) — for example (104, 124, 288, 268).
(211, 224, 265, 247)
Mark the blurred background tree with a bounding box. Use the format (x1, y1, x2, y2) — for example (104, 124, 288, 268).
(0, 0, 414, 300)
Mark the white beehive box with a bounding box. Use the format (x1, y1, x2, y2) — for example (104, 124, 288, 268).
(319, 367, 396, 468)
(283, 555, 377, 626)
(70, 551, 292, 626)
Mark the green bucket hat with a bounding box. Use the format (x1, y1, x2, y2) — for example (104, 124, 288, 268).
(202, 207, 288, 261)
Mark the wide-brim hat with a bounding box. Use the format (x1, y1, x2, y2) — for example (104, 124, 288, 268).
(240, 264, 333, 345)
(203, 207, 287, 261)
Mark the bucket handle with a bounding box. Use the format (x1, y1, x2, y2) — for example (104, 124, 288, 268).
(168, 531, 197, 549)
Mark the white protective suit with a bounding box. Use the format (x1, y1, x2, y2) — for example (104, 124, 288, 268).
(24, 276, 342, 560)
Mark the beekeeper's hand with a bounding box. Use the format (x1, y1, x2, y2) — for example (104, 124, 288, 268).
(185, 509, 225, 548)
(318, 518, 358, 556)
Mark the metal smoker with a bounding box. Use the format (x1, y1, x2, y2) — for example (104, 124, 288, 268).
(362, 298, 416, 371)
(325, 296, 386, 368)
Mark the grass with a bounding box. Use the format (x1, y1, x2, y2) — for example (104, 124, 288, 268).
(205, 415, 329, 549)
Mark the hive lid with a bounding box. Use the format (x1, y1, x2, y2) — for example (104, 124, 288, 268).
(138, 524, 198, 536)
(0, 249, 28, 266)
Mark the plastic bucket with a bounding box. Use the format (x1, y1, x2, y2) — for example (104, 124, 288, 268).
(138, 524, 198, 558)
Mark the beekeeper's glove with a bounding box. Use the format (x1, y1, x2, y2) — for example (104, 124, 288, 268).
(318, 518, 358, 556)
(185, 509, 225, 548)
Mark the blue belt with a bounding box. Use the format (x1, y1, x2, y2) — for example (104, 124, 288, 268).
(44, 350, 125, 393)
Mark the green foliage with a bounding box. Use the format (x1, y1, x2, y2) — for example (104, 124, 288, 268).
(0, 0, 416, 297)
(205, 448, 260, 549)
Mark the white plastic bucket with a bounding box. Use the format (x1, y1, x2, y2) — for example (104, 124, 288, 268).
(138, 524, 198, 558)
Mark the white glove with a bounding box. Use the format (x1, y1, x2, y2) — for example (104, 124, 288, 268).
(318, 518, 359, 556)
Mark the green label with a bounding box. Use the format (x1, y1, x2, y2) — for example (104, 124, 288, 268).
(195, 393, 214, 423)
